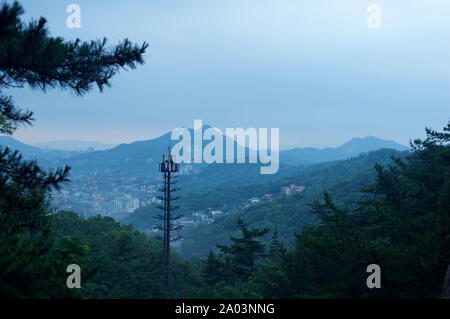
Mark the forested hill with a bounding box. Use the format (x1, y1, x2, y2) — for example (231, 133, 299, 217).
(176, 148, 407, 215)
(178, 149, 407, 257)
(122, 148, 408, 257)
(1, 1, 447, 299)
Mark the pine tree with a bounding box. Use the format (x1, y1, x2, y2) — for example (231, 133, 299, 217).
(288, 121, 450, 298)
(0, 1, 147, 298)
(203, 250, 224, 286)
(268, 229, 286, 262)
(217, 217, 269, 280)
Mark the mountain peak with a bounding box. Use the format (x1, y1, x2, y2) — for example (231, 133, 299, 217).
(341, 136, 408, 150)
(280, 136, 409, 165)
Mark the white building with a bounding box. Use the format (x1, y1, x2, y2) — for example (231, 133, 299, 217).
(113, 196, 140, 213)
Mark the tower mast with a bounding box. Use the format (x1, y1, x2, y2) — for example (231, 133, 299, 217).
(156, 146, 182, 288)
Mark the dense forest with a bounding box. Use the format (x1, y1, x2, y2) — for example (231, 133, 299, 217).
(177, 149, 409, 257)
(0, 2, 449, 299)
(123, 148, 409, 257)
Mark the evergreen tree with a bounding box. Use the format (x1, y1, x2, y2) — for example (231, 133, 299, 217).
(268, 230, 286, 262)
(0, 1, 147, 135)
(287, 121, 450, 298)
(0, 1, 147, 298)
(203, 250, 224, 286)
(217, 217, 269, 280)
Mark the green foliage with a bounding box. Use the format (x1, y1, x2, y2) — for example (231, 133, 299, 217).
(283, 121, 450, 298)
(0, 148, 74, 298)
(0, 1, 147, 135)
(54, 212, 152, 298)
(268, 230, 287, 262)
(217, 217, 269, 281)
(179, 149, 406, 257)
(203, 251, 223, 286)
(0, 1, 147, 298)
(193, 218, 269, 298)
(53, 211, 203, 298)
(1, 3, 447, 299)
(2, 119, 448, 298)
(0, 112, 15, 134)
(192, 122, 449, 299)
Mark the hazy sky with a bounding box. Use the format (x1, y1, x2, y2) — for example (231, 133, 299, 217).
(6, 0, 450, 148)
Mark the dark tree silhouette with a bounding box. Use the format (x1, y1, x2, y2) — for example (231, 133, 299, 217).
(0, 1, 147, 297)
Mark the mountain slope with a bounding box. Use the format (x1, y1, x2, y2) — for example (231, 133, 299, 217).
(177, 149, 409, 257)
(0, 135, 79, 165)
(66, 130, 408, 179)
(121, 148, 409, 257)
(280, 136, 408, 165)
(65, 126, 285, 180)
(66, 132, 173, 177)
(0, 135, 45, 158)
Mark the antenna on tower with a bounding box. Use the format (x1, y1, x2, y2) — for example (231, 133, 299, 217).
(155, 145, 182, 288)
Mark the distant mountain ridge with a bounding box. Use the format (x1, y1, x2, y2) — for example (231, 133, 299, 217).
(65, 131, 174, 177)
(279, 136, 409, 165)
(33, 140, 117, 152)
(1, 132, 409, 178)
(0, 135, 82, 165)
(0, 135, 44, 158)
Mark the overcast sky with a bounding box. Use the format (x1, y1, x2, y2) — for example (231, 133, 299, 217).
(6, 0, 450, 148)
